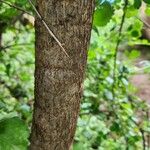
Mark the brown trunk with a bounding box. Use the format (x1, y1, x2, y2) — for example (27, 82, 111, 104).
(30, 0, 95, 150)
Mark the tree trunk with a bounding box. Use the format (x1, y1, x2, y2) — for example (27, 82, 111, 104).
(30, 0, 95, 150)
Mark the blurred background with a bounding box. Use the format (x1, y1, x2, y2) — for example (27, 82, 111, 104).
(0, 0, 150, 149)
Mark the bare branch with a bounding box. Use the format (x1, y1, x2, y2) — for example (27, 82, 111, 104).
(0, 43, 33, 51)
(140, 129, 146, 150)
(0, 0, 32, 16)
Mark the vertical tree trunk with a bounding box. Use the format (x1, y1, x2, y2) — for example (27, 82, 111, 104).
(30, 0, 95, 150)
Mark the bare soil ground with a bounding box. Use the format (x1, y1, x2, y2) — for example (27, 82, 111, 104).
(130, 48, 150, 105)
(131, 74, 150, 104)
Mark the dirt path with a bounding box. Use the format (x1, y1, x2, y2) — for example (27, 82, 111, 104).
(131, 74, 150, 104)
(130, 48, 150, 105)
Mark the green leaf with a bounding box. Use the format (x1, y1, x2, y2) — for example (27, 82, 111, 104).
(96, 0, 103, 6)
(93, 2, 114, 27)
(73, 142, 84, 150)
(15, 0, 27, 6)
(143, 0, 150, 4)
(126, 6, 138, 18)
(131, 30, 141, 38)
(145, 6, 150, 16)
(134, 0, 142, 9)
(104, 90, 113, 100)
(0, 117, 29, 150)
(128, 50, 140, 59)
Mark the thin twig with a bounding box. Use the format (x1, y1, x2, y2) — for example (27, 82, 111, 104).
(0, 43, 33, 51)
(131, 116, 147, 150)
(125, 137, 129, 150)
(0, 0, 32, 16)
(146, 111, 150, 149)
(140, 129, 146, 150)
(27, 0, 70, 58)
(0, 0, 69, 57)
(112, 0, 128, 100)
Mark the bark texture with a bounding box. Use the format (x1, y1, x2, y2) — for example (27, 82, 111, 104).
(30, 0, 95, 150)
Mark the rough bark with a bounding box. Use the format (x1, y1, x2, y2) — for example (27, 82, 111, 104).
(30, 0, 95, 150)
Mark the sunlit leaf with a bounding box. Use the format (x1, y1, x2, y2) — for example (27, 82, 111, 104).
(0, 117, 29, 150)
(134, 0, 142, 9)
(93, 1, 114, 26)
(143, 0, 150, 4)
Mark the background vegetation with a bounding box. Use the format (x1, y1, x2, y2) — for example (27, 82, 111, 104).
(0, 0, 150, 149)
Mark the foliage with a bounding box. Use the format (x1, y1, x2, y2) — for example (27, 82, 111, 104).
(0, 1, 34, 149)
(94, 1, 114, 27)
(74, 0, 150, 149)
(0, 117, 29, 150)
(0, 0, 150, 150)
